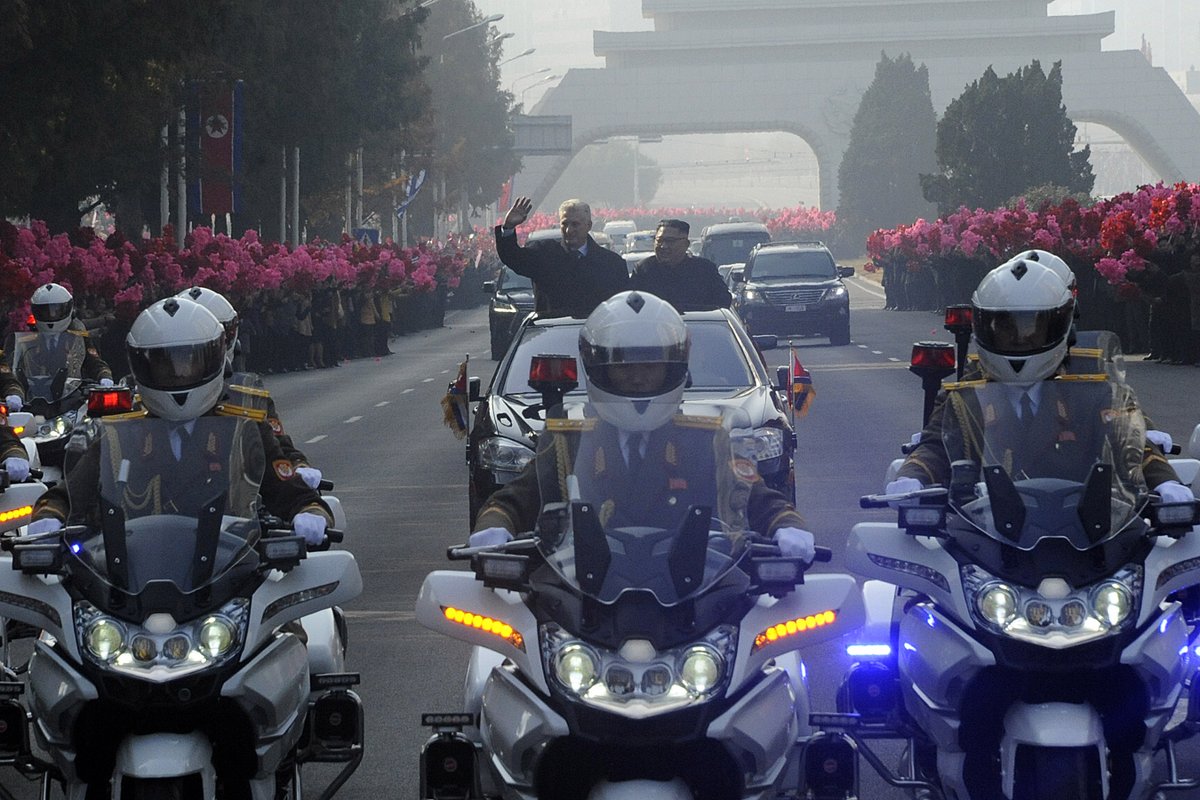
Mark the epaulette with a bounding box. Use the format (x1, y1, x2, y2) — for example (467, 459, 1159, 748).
(943, 378, 988, 391)
(1069, 347, 1104, 360)
(229, 383, 271, 400)
(546, 418, 597, 432)
(1053, 373, 1108, 382)
(66, 329, 89, 338)
(105, 409, 150, 421)
(672, 413, 722, 430)
(215, 403, 268, 422)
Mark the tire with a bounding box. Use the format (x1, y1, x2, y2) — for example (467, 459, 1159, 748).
(830, 321, 851, 346)
(1013, 746, 1103, 800)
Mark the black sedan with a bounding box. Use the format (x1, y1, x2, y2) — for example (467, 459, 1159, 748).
(484, 266, 536, 360)
(463, 308, 797, 525)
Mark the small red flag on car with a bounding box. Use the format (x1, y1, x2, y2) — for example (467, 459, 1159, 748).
(791, 349, 815, 418)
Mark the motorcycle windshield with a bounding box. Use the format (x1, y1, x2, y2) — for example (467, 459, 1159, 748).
(534, 410, 753, 605)
(10, 331, 86, 413)
(68, 416, 265, 600)
(940, 379, 1147, 550)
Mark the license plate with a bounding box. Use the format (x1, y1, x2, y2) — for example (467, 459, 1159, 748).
(785, 304, 807, 312)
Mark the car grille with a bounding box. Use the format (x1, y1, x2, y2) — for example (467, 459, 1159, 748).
(762, 287, 825, 305)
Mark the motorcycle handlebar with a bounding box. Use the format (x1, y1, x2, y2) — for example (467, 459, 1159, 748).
(318, 479, 334, 491)
(813, 546, 832, 563)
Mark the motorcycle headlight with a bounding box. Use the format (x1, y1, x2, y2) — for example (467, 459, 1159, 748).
(962, 565, 1141, 648)
(977, 583, 1018, 627)
(198, 616, 238, 658)
(478, 437, 534, 475)
(51, 415, 69, 435)
(85, 618, 126, 661)
(1092, 581, 1132, 626)
(554, 644, 599, 692)
(679, 646, 723, 695)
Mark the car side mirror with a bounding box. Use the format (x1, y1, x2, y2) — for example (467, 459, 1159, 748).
(468, 377, 481, 402)
(837, 266, 855, 279)
(482, 281, 495, 293)
(752, 334, 778, 352)
(774, 365, 790, 391)
(732, 271, 746, 284)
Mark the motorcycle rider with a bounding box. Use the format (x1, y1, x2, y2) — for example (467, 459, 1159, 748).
(888, 257, 1189, 501)
(1, 283, 113, 412)
(176, 285, 325, 490)
(470, 290, 817, 560)
(27, 297, 332, 545)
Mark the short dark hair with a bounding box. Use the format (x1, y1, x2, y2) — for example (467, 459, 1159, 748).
(656, 219, 689, 237)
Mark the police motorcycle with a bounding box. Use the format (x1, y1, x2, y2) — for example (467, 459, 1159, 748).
(821, 374, 1200, 800)
(0, 406, 363, 800)
(416, 355, 864, 800)
(6, 330, 101, 485)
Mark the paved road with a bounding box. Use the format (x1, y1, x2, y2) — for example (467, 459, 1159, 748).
(6, 274, 1200, 798)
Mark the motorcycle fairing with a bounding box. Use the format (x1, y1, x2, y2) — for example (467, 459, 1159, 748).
(846, 522, 970, 625)
(220, 631, 310, 778)
(0, 563, 75, 654)
(416, 570, 546, 693)
(704, 664, 802, 792)
(1141, 533, 1200, 626)
(246, 551, 363, 642)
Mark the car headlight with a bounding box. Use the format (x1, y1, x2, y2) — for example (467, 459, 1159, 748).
(741, 288, 761, 302)
(736, 427, 785, 462)
(824, 285, 847, 300)
(478, 436, 534, 475)
(962, 565, 1141, 648)
(541, 623, 736, 715)
(75, 598, 250, 680)
(492, 299, 518, 314)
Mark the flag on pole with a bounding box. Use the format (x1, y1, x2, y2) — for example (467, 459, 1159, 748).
(441, 356, 470, 438)
(188, 80, 244, 216)
(791, 348, 815, 418)
(395, 169, 427, 219)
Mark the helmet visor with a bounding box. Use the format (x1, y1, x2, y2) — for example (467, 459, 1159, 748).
(580, 340, 690, 398)
(973, 303, 1074, 356)
(128, 339, 226, 391)
(32, 300, 73, 323)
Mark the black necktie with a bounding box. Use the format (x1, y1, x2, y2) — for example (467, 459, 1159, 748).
(626, 433, 644, 476)
(1020, 392, 1035, 422)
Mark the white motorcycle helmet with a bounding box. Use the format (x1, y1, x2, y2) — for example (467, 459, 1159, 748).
(972, 259, 1075, 387)
(30, 283, 75, 334)
(126, 298, 226, 422)
(1008, 249, 1076, 294)
(177, 286, 239, 364)
(579, 291, 690, 432)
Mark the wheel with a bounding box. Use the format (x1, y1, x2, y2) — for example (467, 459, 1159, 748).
(830, 321, 851, 346)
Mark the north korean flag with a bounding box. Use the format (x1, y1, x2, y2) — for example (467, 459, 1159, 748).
(190, 80, 243, 216)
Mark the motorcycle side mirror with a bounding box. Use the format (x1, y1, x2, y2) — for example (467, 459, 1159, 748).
(472, 552, 532, 592)
(12, 541, 64, 575)
(259, 533, 307, 571)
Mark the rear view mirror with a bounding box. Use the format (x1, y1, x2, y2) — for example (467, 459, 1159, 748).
(482, 281, 495, 293)
(837, 266, 855, 279)
(468, 377, 481, 402)
(732, 271, 746, 284)
(752, 334, 778, 352)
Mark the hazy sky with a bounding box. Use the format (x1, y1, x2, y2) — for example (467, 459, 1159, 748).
(473, 0, 1198, 208)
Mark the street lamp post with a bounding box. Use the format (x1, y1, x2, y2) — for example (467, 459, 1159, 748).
(443, 13, 503, 40)
(498, 48, 535, 67)
(509, 67, 550, 95)
(520, 74, 561, 108)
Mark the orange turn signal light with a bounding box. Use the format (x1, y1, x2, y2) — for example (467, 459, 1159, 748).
(752, 610, 837, 651)
(0, 505, 33, 524)
(442, 606, 525, 652)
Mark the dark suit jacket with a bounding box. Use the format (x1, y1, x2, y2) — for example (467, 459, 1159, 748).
(629, 255, 732, 311)
(494, 226, 629, 318)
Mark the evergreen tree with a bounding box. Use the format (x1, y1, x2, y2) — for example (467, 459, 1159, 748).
(921, 60, 1095, 216)
(836, 52, 937, 255)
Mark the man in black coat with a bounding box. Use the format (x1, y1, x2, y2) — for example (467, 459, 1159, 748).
(630, 219, 731, 311)
(495, 196, 628, 318)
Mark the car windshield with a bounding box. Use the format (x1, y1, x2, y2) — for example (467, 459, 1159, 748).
(749, 250, 835, 279)
(498, 267, 533, 291)
(534, 408, 753, 605)
(939, 380, 1147, 550)
(704, 233, 770, 266)
(498, 320, 755, 396)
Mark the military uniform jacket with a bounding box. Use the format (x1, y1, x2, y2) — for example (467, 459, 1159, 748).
(0, 321, 112, 401)
(33, 408, 332, 527)
(630, 255, 732, 311)
(899, 375, 1176, 489)
(225, 372, 311, 468)
(475, 414, 803, 536)
(494, 227, 629, 318)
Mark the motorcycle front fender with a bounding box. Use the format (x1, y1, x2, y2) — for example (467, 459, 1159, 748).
(110, 732, 217, 800)
(416, 570, 545, 694)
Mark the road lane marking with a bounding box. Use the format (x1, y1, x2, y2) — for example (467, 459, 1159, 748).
(813, 363, 910, 372)
(402, 388, 414, 394)
(375, 401, 390, 407)
(344, 416, 363, 424)
(305, 435, 327, 444)
(422, 378, 434, 383)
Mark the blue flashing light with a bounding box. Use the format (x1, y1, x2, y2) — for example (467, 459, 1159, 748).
(70, 542, 81, 554)
(846, 644, 892, 658)
(1160, 616, 1172, 634)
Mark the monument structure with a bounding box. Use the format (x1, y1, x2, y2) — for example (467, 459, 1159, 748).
(517, 0, 1200, 211)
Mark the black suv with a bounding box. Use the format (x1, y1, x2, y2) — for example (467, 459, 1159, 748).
(732, 240, 853, 345)
(484, 266, 535, 360)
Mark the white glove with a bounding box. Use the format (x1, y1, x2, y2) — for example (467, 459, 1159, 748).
(27, 518, 63, 536)
(292, 512, 328, 546)
(5, 395, 22, 413)
(885, 476, 924, 509)
(3, 457, 29, 483)
(773, 526, 816, 563)
(469, 527, 513, 548)
(296, 466, 323, 490)
(1147, 430, 1173, 453)
(1154, 480, 1194, 504)
(98, 378, 114, 388)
